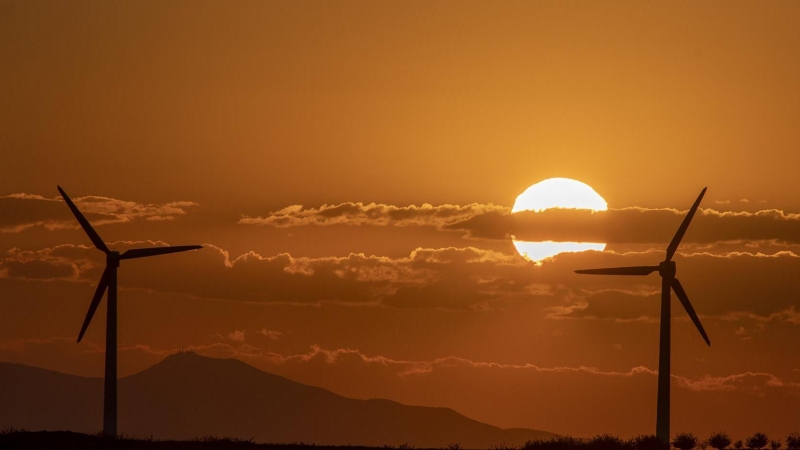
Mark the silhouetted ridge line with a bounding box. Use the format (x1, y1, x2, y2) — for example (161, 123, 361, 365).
(0, 353, 555, 447)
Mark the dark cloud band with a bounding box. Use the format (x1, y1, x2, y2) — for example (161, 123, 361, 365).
(238, 202, 800, 245)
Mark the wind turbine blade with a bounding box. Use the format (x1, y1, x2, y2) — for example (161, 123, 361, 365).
(57, 186, 109, 254)
(77, 267, 111, 343)
(120, 245, 203, 260)
(672, 278, 711, 346)
(574, 266, 659, 276)
(665, 187, 707, 262)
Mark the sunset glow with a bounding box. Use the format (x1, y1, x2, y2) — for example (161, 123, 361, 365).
(3, 2, 800, 445)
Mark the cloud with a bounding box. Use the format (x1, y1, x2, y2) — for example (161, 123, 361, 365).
(1, 244, 99, 282)
(5, 240, 800, 322)
(676, 372, 795, 392)
(264, 345, 662, 379)
(544, 288, 661, 323)
(226, 330, 246, 342)
(170, 244, 537, 310)
(459, 207, 800, 245)
(0, 241, 517, 308)
(530, 248, 800, 324)
(0, 241, 538, 309)
(215, 328, 281, 342)
(257, 328, 283, 340)
(0, 241, 181, 282)
(239, 202, 509, 230)
(0, 193, 199, 233)
(716, 305, 800, 341)
(238, 201, 800, 248)
(719, 307, 800, 325)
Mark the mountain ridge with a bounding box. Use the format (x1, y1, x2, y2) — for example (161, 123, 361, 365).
(0, 352, 555, 448)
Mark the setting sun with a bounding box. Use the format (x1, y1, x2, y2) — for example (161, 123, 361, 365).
(512, 178, 608, 213)
(512, 178, 607, 262)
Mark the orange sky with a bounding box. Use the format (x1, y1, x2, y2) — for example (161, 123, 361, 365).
(2, 0, 800, 441)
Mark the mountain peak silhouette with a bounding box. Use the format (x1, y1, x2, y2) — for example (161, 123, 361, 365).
(1, 354, 555, 447)
(148, 350, 244, 371)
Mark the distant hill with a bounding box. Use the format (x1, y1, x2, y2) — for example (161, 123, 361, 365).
(0, 352, 555, 448)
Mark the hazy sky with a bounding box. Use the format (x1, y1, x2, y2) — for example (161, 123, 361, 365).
(2, 0, 800, 440)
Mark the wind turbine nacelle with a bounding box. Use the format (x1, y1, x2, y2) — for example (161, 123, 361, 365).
(107, 251, 121, 267)
(658, 260, 676, 277)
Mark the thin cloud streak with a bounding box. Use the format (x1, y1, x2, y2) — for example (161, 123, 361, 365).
(239, 202, 509, 229)
(0, 193, 199, 233)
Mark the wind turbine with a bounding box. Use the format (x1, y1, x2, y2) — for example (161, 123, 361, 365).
(574, 188, 710, 444)
(58, 186, 202, 437)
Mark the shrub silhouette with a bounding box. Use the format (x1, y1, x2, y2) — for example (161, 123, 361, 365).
(771, 440, 782, 450)
(586, 434, 627, 450)
(631, 434, 668, 450)
(735, 440, 744, 449)
(523, 436, 584, 450)
(708, 432, 732, 450)
(787, 434, 800, 450)
(522, 434, 673, 450)
(673, 433, 699, 450)
(491, 445, 518, 450)
(747, 433, 769, 449)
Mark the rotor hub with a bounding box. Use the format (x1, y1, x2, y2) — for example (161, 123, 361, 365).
(658, 260, 676, 277)
(107, 251, 120, 267)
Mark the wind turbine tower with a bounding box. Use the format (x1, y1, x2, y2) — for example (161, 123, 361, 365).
(574, 188, 711, 444)
(58, 186, 202, 437)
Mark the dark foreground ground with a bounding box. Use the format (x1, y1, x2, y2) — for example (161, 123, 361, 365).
(0, 430, 673, 450)
(0, 431, 441, 450)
